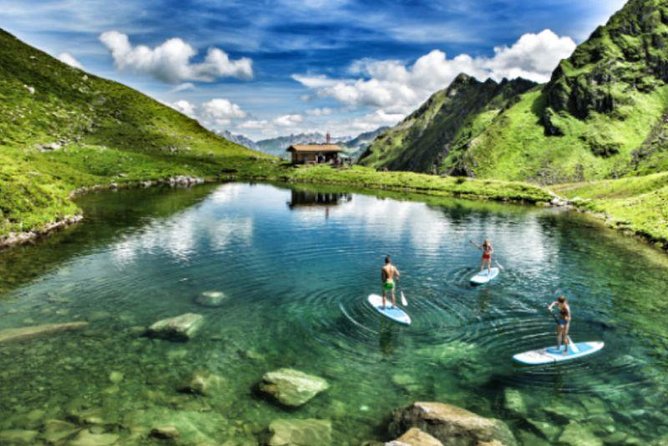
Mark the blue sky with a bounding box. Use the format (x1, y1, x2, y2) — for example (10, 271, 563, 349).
(0, 0, 627, 140)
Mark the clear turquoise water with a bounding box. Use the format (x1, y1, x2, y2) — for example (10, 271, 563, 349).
(0, 183, 667, 445)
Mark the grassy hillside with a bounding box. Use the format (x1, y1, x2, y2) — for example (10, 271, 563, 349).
(0, 28, 278, 239)
(367, 0, 668, 183)
(551, 172, 668, 247)
(359, 74, 536, 173)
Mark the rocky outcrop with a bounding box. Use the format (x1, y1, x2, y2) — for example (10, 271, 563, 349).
(0, 215, 83, 250)
(259, 368, 329, 407)
(386, 428, 444, 446)
(194, 290, 227, 307)
(389, 402, 517, 446)
(145, 313, 203, 341)
(0, 322, 88, 344)
(267, 419, 332, 446)
(167, 176, 204, 187)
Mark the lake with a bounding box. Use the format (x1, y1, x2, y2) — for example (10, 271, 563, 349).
(0, 183, 667, 445)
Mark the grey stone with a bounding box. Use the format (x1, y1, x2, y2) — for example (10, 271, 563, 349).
(267, 419, 331, 446)
(0, 429, 39, 445)
(503, 389, 527, 417)
(149, 425, 180, 440)
(259, 368, 329, 407)
(386, 427, 444, 446)
(0, 322, 88, 344)
(389, 402, 517, 446)
(146, 313, 203, 341)
(195, 291, 227, 307)
(178, 371, 225, 396)
(42, 419, 80, 443)
(557, 422, 602, 446)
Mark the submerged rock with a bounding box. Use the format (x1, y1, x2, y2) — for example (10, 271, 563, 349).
(42, 419, 80, 443)
(389, 402, 517, 446)
(145, 313, 203, 341)
(503, 389, 527, 417)
(267, 419, 332, 446)
(149, 425, 180, 440)
(194, 290, 227, 307)
(525, 418, 561, 442)
(0, 429, 39, 445)
(178, 371, 225, 396)
(386, 427, 444, 446)
(259, 368, 329, 407)
(557, 422, 602, 446)
(69, 430, 119, 446)
(0, 322, 88, 344)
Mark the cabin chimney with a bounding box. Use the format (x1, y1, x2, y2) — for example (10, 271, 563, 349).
(326, 132, 331, 144)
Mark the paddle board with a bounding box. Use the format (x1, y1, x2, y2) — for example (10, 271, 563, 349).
(513, 341, 604, 365)
(470, 267, 499, 285)
(367, 294, 411, 325)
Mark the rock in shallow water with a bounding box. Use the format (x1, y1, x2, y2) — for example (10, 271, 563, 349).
(0, 429, 39, 445)
(43, 419, 80, 443)
(0, 322, 88, 344)
(145, 313, 203, 341)
(389, 402, 517, 446)
(68, 429, 119, 446)
(259, 368, 329, 407)
(268, 419, 331, 446)
(386, 427, 444, 446)
(195, 290, 227, 307)
(558, 422, 603, 446)
(178, 371, 225, 396)
(149, 425, 180, 440)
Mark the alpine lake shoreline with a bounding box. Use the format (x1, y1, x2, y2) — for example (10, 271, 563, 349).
(2, 162, 667, 257)
(1, 173, 668, 445)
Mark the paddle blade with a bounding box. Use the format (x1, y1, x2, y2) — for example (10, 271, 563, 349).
(496, 261, 504, 270)
(401, 291, 408, 307)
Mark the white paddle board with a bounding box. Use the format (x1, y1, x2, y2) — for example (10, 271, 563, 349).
(513, 341, 604, 365)
(470, 267, 499, 285)
(368, 294, 411, 325)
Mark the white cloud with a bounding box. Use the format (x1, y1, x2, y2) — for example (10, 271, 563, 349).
(238, 120, 270, 130)
(273, 114, 304, 126)
(171, 100, 197, 117)
(293, 29, 575, 114)
(99, 31, 253, 83)
(57, 52, 83, 69)
(305, 107, 333, 116)
(201, 98, 247, 126)
(169, 82, 196, 93)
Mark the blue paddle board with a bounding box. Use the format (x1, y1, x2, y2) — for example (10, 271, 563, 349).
(368, 294, 411, 325)
(513, 341, 604, 365)
(470, 267, 499, 285)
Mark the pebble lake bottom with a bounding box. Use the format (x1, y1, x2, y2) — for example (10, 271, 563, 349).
(0, 183, 666, 445)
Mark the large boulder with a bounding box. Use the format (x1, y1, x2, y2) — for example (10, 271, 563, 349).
(267, 419, 331, 446)
(145, 313, 203, 341)
(0, 322, 88, 344)
(386, 427, 444, 446)
(389, 402, 517, 446)
(259, 368, 329, 407)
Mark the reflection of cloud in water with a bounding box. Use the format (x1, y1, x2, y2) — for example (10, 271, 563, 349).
(112, 197, 253, 264)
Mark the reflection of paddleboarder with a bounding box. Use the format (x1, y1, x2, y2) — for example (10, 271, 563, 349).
(548, 296, 572, 354)
(381, 255, 400, 309)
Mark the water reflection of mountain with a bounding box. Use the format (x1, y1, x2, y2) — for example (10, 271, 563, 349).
(287, 190, 353, 210)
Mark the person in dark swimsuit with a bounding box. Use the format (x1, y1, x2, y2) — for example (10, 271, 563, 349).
(470, 239, 493, 273)
(548, 296, 571, 354)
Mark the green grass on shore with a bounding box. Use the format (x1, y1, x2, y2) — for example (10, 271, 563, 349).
(551, 172, 668, 248)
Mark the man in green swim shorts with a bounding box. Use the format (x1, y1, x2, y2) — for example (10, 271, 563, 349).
(381, 255, 400, 308)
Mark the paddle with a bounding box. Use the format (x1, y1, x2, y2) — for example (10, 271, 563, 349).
(495, 260, 504, 271)
(400, 290, 408, 307)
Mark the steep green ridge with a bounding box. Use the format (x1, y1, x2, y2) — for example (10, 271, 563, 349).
(367, 0, 668, 183)
(0, 28, 276, 238)
(359, 74, 536, 173)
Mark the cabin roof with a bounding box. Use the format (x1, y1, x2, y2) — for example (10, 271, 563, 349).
(286, 144, 342, 153)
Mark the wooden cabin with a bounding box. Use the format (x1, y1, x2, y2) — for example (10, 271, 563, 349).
(286, 144, 342, 164)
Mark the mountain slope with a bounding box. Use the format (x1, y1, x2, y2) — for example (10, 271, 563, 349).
(358, 74, 536, 173)
(0, 28, 274, 239)
(368, 0, 668, 183)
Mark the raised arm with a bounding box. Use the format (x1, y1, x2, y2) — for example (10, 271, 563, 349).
(547, 301, 557, 311)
